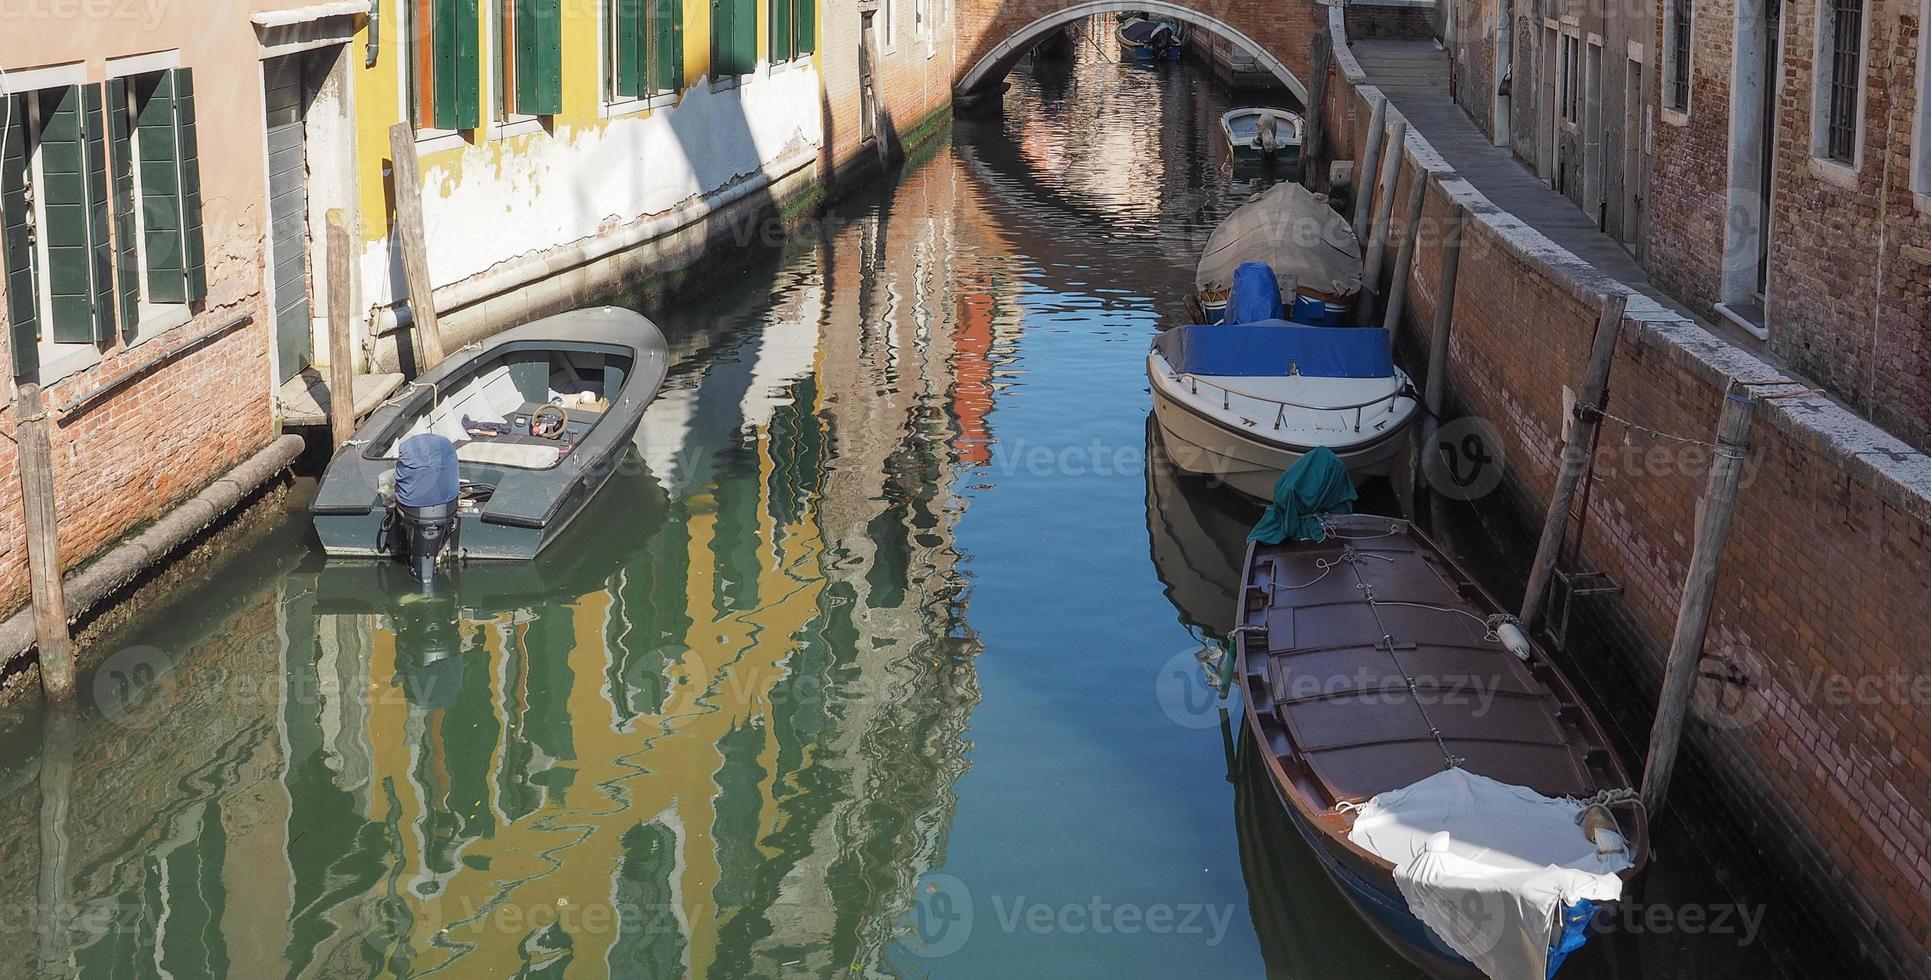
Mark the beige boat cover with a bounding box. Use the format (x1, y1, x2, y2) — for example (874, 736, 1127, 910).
(1196, 181, 1363, 300)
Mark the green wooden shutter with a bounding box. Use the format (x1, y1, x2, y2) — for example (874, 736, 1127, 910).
(515, 0, 563, 114)
(135, 72, 187, 303)
(107, 80, 140, 337)
(1, 92, 39, 378)
(434, 0, 482, 129)
(40, 85, 113, 343)
(80, 84, 115, 340)
(171, 70, 206, 302)
(714, 0, 752, 76)
(796, 0, 812, 54)
(654, 0, 684, 91)
(613, 0, 646, 98)
(770, 0, 791, 64)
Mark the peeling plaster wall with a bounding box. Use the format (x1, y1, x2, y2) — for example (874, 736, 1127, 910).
(358, 65, 826, 310)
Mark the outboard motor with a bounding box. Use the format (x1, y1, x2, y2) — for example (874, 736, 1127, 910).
(394, 433, 461, 588)
(1226, 261, 1285, 324)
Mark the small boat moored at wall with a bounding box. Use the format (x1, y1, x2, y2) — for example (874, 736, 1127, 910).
(1235, 504, 1650, 979)
(1116, 16, 1181, 60)
(312, 307, 670, 572)
(1221, 107, 1304, 164)
(1196, 181, 1361, 324)
(1149, 262, 1419, 497)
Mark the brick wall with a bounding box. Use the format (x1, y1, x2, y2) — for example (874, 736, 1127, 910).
(1644, 0, 1735, 315)
(1327, 8, 1931, 971)
(1766, 0, 1931, 451)
(951, 0, 1324, 99)
(820, 0, 959, 184)
(1645, 0, 1931, 451)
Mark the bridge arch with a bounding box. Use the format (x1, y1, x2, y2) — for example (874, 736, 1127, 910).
(955, 1, 1310, 104)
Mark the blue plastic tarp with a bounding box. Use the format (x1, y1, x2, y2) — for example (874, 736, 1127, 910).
(1226, 261, 1284, 324)
(397, 433, 460, 508)
(1153, 322, 1395, 379)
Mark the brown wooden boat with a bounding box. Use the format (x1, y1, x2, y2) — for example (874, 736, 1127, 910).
(1235, 513, 1649, 978)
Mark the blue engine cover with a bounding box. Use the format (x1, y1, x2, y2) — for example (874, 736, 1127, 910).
(1227, 261, 1285, 324)
(396, 433, 460, 508)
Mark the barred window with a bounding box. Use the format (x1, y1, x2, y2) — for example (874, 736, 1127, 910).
(1668, 0, 1692, 110)
(1825, 0, 1863, 162)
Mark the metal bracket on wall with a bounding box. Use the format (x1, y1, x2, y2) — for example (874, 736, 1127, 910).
(366, 0, 381, 68)
(1549, 567, 1623, 652)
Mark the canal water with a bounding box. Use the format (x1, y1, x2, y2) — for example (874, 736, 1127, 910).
(0, 39, 1828, 980)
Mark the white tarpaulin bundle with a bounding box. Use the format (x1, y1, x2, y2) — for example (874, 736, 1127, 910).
(1345, 768, 1632, 980)
(1194, 181, 1363, 300)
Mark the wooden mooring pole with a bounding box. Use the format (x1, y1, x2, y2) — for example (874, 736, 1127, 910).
(1357, 119, 1408, 322)
(1419, 201, 1464, 452)
(1642, 389, 1757, 815)
(1519, 292, 1627, 632)
(326, 209, 357, 449)
(388, 123, 447, 372)
(14, 384, 72, 701)
(1300, 32, 1333, 187)
(1380, 170, 1430, 338)
(1351, 97, 1388, 245)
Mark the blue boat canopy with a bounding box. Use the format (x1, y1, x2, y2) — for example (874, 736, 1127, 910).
(1154, 322, 1396, 379)
(1226, 261, 1284, 324)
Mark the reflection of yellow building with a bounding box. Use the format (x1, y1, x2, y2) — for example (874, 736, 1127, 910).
(0, 148, 1029, 979)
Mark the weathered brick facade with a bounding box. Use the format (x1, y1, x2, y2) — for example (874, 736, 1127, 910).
(1323, 9, 1931, 970)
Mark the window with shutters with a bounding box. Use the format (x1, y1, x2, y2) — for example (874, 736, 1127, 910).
(606, 0, 685, 108)
(107, 68, 208, 343)
(2, 83, 119, 383)
(405, 0, 482, 135)
(495, 0, 562, 128)
(1913, 0, 1931, 193)
(712, 0, 757, 79)
(1811, 0, 1865, 167)
(769, 0, 815, 65)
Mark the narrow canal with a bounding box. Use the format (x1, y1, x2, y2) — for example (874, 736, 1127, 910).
(0, 38, 1831, 980)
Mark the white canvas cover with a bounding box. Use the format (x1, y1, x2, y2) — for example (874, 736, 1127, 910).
(1345, 768, 1631, 980)
(1195, 181, 1363, 300)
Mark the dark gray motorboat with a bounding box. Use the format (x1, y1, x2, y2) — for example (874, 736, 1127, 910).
(311, 306, 669, 568)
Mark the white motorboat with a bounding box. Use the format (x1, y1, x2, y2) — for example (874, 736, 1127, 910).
(1221, 107, 1304, 160)
(1147, 322, 1420, 499)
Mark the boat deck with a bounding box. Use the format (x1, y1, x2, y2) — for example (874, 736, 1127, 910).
(1241, 515, 1603, 808)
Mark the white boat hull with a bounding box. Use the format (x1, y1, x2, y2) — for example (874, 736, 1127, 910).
(1147, 351, 1416, 500)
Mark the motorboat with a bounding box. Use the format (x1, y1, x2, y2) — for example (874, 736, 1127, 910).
(1235, 510, 1650, 979)
(312, 307, 669, 569)
(1116, 16, 1181, 60)
(1221, 107, 1304, 164)
(1196, 181, 1361, 324)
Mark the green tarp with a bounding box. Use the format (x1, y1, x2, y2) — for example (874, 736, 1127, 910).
(1247, 446, 1357, 544)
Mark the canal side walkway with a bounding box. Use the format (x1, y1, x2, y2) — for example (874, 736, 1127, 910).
(1347, 39, 1725, 333)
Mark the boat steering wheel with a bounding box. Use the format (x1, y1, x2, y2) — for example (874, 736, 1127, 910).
(531, 404, 570, 440)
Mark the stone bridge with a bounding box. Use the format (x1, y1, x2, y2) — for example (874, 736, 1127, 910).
(952, 0, 1330, 102)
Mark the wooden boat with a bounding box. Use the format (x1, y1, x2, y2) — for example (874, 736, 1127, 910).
(1147, 322, 1420, 497)
(1116, 16, 1180, 60)
(1221, 107, 1304, 163)
(1235, 514, 1650, 978)
(312, 307, 669, 564)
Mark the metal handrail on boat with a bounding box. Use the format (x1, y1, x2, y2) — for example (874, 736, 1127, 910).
(1171, 371, 1411, 434)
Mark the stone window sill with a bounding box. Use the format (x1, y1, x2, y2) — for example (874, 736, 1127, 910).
(1660, 107, 1690, 128)
(1807, 156, 1861, 190)
(601, 92, 679, 119)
